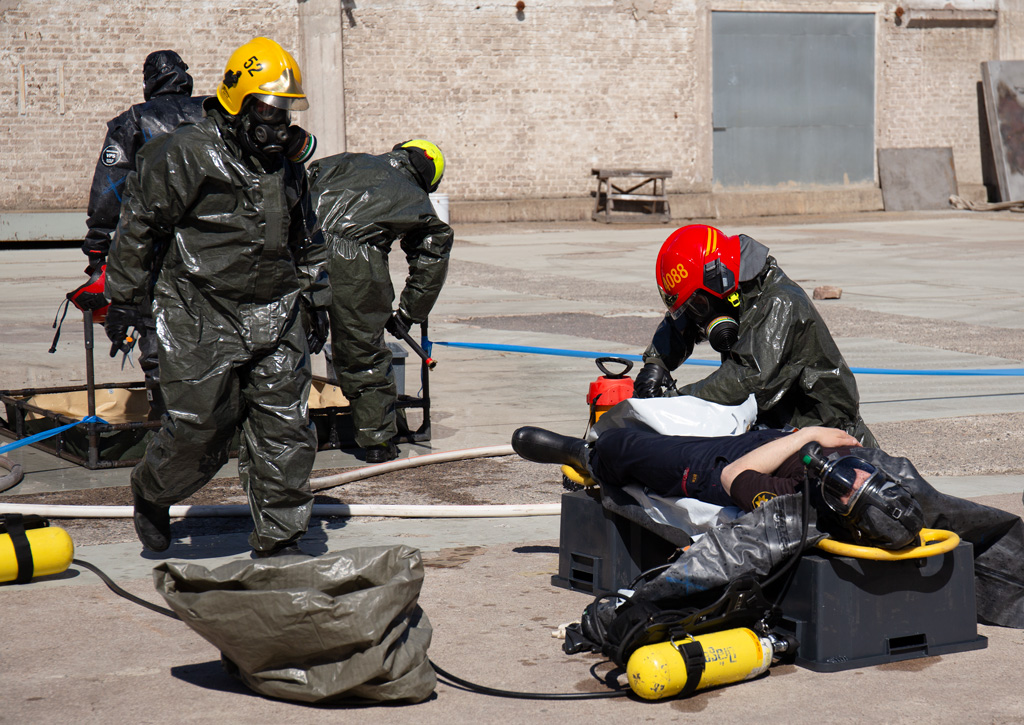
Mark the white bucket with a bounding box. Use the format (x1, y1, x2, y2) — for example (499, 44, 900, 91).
(429, 193, 450, 224)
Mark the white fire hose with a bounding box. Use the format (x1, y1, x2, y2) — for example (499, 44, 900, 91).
(309, 444, 516, 490)
(0, 444, 563, 519)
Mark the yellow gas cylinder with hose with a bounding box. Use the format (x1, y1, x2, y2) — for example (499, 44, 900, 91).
(0, 517, 74, 583)
(627, 627, 791, 700)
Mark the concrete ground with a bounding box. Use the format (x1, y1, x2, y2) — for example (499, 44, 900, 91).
(2, 210, 1024, 723)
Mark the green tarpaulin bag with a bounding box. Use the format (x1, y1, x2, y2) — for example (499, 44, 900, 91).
(153, 545, 435, 704)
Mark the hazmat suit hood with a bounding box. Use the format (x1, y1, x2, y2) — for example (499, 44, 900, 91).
(392, 147, 436, 193)
(143, 50, 193, 101)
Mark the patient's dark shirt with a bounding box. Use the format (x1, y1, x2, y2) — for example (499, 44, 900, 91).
(729, 444, 858, 512)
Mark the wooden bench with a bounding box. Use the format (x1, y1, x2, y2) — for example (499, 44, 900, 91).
(591, 168, 672, 223)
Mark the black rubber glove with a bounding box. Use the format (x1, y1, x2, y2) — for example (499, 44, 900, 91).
(104, 304, 144, 358)
(385, 310, 414, 339)
(306, 307, 330, 354)
(633, 362, 671, 399)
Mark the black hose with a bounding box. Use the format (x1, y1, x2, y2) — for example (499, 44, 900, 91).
(429, 659, 628, 700)
(72, 558, 180, 620)
(71, 557, 629, 701)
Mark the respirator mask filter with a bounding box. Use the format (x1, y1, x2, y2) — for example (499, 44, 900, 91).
(683, 290, 740, 353)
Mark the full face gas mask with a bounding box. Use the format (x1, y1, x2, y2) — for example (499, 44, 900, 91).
(238, 98, 317, 163)
(802, 443, 925, 550)
(668, 256, 741, 353)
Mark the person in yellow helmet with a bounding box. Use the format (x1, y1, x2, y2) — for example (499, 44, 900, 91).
(309, 140, 453, 463)
(104, 38, 330, 557)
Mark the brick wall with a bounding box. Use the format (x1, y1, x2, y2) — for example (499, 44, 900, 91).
(338, 0, 704, 201)
(0, 0, 300, 211)
(0, 0, 1001, 211)
(877, 10, 996, 187)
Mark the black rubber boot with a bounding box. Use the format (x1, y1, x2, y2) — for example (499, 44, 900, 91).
(511, 427, 591, 473)
(133, 491, 171, 552)
(365, 439, 399, 464)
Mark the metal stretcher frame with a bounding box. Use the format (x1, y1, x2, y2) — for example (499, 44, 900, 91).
(0, 312, 432, 469)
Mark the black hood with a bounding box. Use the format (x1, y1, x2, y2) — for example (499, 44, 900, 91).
(391, 144, 438, 193)
(143, 50, 194, 100)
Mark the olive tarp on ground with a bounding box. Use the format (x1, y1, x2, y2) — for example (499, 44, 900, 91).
(154, 545, 436, 704)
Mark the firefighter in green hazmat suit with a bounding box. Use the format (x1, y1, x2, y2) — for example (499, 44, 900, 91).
(309, 141, 453, 463)
(634, 224, 877, 447)
(104, 37, 330, 556)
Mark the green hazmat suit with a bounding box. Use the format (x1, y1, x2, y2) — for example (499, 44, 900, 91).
(105, 102, 331, 553)
(643, 235, 877, 447)
(309, 151, 454, 448)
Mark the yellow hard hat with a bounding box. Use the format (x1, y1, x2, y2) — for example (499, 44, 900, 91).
(397, 139, 445, 188)
(216, 37, 308, 116)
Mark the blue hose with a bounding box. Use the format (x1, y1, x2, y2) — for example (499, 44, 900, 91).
(430, 340, 1024, 377)
(0, 415, 107, 456)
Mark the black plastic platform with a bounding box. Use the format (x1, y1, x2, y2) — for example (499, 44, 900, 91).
(550, 490, 987, 671)
(774, 542, 987, 672)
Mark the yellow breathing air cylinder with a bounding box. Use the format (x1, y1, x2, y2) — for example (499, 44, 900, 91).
(626, 627, 776, 700)
(0, 525, 75, 583)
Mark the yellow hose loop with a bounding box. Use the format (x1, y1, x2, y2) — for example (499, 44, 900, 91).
(815, 528, 960, 561)
(560, 464, 598, 487)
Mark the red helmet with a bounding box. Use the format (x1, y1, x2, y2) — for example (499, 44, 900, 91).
(655, 225, 741, 320)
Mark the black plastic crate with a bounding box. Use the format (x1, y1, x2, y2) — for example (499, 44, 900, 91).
(774, 542, 987, 672)
(551, 490, 678, 594)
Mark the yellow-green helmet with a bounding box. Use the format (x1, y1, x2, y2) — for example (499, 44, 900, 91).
(395, 139, 445, 191)
(217, 37, 308, 115)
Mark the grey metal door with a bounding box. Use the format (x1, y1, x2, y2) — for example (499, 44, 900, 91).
(712, 12, 875, 187)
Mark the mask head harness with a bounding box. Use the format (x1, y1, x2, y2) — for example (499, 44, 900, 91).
(801, 442, 924, 550)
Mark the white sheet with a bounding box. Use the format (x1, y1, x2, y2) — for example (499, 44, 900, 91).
(589, 394, 758, 440)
